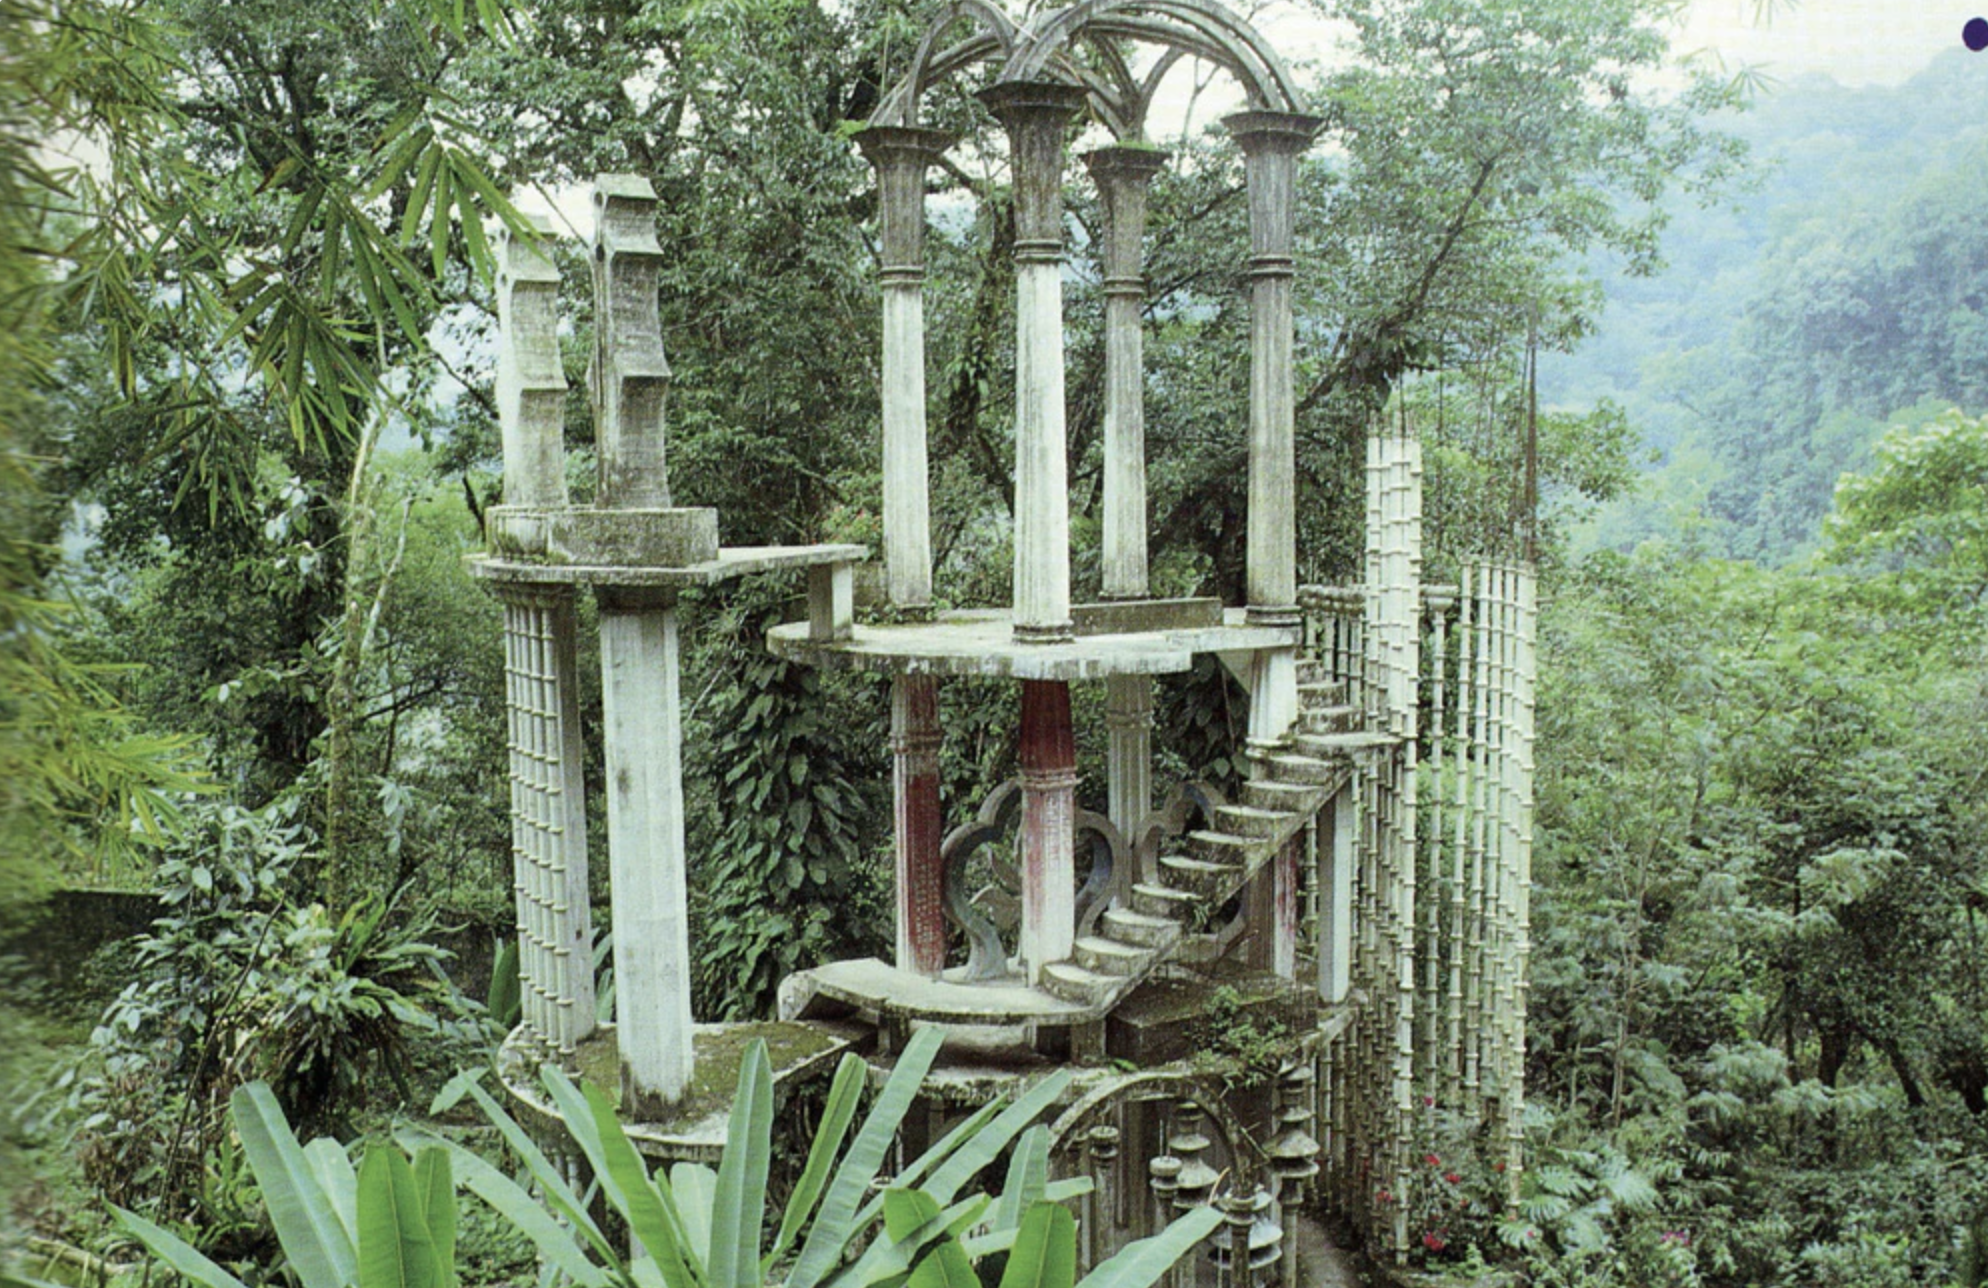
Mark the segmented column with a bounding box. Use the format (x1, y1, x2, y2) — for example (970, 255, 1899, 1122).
(982, 82, 1088, 643)
(857, 126, 957, 611)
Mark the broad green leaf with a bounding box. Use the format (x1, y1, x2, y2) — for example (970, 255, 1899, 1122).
(997, 1203, 1076, 1288)
(305, 1136, 360, 1251)
(414, 1149, 457, 1288)
(114, 1207, 253, 1288)
(232, 1082, 358, 1288)
(906, 1238, 976, 1288)
(1073, 1207, 1221, 1288)
(786, 1027, 946, 1288)
(542, 1071, 697, 1288)
(882, 1189, 942, 1242)
(767, 1053, 865, 1271)
(710, 1040, 774, 1288)
(919, 1071, 1071, 1206)
(357, 1145, 436, 1288)
(394, 1127, 609, 1287)
(671, 1163, 717, 1268)
(990, 1127, 1048, 1234)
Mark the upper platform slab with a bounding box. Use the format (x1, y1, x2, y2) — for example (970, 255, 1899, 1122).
(767, 606, 1300, 680)
(470, 543, 869, 589)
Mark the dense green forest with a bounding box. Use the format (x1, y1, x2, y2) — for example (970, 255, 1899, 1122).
(3, 0, 1985, 1285)
(1547, 48, 1988, 562)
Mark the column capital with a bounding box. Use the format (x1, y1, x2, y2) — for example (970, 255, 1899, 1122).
(1082, 142, 1171, 184)
(854, 123, 960, 168)
(980, 80, 1089, 263)
(1221, 110, 1325, 154)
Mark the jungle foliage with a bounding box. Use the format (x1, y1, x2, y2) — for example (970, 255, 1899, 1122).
(6, 0, 1985, 1285)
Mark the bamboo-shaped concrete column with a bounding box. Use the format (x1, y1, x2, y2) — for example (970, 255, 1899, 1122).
(590, 176, 693, 1114)
(494, 218, 595, 1058)
(856, 126, 957, 611)
(982, 80, 1088, 644)
(1087, 143, 1169, 834)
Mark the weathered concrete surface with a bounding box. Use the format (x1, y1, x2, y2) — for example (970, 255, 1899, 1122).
(470, 543, 867, 587)
(766, 609, 1301, 681)
(488, 505, 721, 567)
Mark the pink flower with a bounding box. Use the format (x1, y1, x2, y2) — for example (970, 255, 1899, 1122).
(1422, 1094, 1436, 1108)
(1377, 1189, 1393, 1204)
(1444, 1172, 1461, 1185)
(1424, 1153, 1442, 1168)
(1422, 1232, 1447, 1253)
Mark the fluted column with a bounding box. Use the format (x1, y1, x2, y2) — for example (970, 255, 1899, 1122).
(1019, 679, 1078, 981)
(858, 127, 957, 611)
(1085, 145, 1168, 600)
(981, 81, 1088, 643)
(1223, 112, 1321, 627)
(891, 673, 946, 977)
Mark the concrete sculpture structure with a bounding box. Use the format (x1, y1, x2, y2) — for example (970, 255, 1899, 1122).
(478, 1, 1536, 1274)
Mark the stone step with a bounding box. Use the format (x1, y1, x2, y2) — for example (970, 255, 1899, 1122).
(1214, 803, 1294, 839)
(1162, 851, 1243, 899)
(1296, 659, 1330, 686)
(1293, 730, 1395, 758)
(1075, 934, 1150, 977)
(1042, 960, 1120, 1007)
(1131, 882, 1202, 919)
(1298, 678, 1349, 706)
(1241, 779, 1326, 813)
(1298, 704, 1363, 736)
(1188, 829, 1260, 868)
(1263, 752, 1341, 786)
(1102, 906, 1181, 949)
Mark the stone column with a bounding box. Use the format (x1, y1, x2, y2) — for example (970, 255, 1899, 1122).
(1086, 145, 1167, 836)
(981, 81, 1088, 643)
(1103, 673, 1154, 835)
(891, 673, 946, 977)
(1222, 112, 1321, 628)
(857, 127, 956, 611)
(590, 175, 673, 509)
(496, 213, 568, 508)
(1084, 145, 1168, 601)
(598, 587, 693, 1115)
(1019, 679, 1078, 981)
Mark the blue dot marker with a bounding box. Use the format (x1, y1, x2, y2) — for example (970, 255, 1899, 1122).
(1966, 16, 1988, 50)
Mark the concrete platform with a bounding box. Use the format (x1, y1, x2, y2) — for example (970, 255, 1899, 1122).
(497, 1019, 864, 1164)
(470, 543, 868, 588)
(767, 607, 1301, 680)
(780, 956, 1101, 1024)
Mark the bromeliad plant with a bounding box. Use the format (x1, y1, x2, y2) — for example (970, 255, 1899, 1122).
(118, 1027, 1223, 1288)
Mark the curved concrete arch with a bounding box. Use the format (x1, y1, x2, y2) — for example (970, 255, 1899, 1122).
(997, 0, 1303, 113)
(873, 0, 1018, 125)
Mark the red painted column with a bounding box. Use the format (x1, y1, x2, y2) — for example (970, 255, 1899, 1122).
(1019, 679, 1078, 982)
(892, 674, 946, 977)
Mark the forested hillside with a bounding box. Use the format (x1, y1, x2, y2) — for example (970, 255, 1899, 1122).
(1548, 49, 1988, 561)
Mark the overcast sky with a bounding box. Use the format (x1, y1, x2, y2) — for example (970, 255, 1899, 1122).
(1674, 0, 1974, 86)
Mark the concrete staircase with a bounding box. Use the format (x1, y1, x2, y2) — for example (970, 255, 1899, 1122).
(1039, 661, 1375, 1009)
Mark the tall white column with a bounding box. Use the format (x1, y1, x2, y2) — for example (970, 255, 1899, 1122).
(982, 81, 1088, 644)
(1084, 145, 1168, 602)
(1103, 673, 1153, 834)
(857, 127, 957, 611)
(1224, 112, 1321, 628)
(598, 588, 693, 1113)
